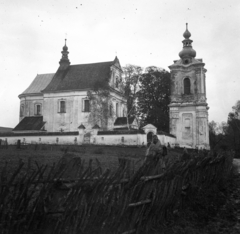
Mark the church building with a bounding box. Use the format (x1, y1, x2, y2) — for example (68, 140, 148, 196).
(15, 40, 128, 133)
(169, 24, 210, 149)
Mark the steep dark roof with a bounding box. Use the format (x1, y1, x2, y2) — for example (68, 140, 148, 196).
(0, 131, 78, 137)
(114, 117, 135, 126)
(43, 61, 114, 92)
(13, 116, 45, 131)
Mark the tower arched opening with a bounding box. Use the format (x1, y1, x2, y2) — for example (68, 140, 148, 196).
(184, 78, 191, 95)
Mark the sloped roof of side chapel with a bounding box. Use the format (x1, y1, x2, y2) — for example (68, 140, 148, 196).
(19, 40, 122, 96)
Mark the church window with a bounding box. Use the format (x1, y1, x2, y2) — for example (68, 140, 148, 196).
(83, 99, 90, 112)
(116, 103, 119, 117)
(184, 118, 191, 135)
(115, 76, 119, 88)
(184, 78, 191, 95)
(109, 104, 113, 117)
(20, 104, 24, 117)
(59, 101, 66, 113)
(35, 104, 42, 115)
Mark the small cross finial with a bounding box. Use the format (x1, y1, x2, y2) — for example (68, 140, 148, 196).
(65, 33, 68, 45)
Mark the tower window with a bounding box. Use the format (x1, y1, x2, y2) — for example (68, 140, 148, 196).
(184, 78, 191, 95)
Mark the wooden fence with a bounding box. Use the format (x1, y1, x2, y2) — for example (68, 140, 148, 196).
(0, 151, 233, 234)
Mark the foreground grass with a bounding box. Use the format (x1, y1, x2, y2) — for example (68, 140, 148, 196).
(0, 144, 180, 175)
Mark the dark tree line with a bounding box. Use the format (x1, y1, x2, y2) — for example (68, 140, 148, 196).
(209, 100, 240, 157)
(123, 65, 171, 132)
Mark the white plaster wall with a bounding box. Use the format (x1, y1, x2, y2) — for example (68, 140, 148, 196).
(43, 90, 127, 132)
(43, 91, 90, 132)
(93, 134, 146, 146)
(3, 135, 79, 145)
(2, 132, 176, 147)
(157, 135, 176, 146)
(19, 95, 44, 121)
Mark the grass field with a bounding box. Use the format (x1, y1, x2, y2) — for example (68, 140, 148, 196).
(0, 145, 146, 174)
(0, 144, 180, 177)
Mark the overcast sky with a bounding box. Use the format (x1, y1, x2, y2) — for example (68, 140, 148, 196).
(0, 0, 239, 128)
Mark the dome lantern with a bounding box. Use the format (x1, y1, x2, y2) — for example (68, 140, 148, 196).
(179, 23, 196, 62)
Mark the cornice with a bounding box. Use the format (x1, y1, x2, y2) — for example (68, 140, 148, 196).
(169, 62, 205, 71)
(18, 93, 43, 99)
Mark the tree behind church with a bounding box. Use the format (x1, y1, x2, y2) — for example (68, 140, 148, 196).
(227, 100, 240, 156)
(122, 65, 143, 118)
(137, 67, 171, 132)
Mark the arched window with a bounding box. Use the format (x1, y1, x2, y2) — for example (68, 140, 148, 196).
(184, 78, 191, 95)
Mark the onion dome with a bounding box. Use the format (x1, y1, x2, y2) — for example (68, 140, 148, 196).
(179, 23, 196, 59)
(183, 27, 191, 39)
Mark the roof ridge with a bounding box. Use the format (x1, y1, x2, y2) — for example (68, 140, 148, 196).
(70, 61, 114, 66)
(36, 73, 55, 76)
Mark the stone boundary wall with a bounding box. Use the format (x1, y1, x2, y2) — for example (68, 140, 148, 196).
(0, 131, 176, 147)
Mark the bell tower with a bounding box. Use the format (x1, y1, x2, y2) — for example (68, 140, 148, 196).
(168, 24, 209, 149)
